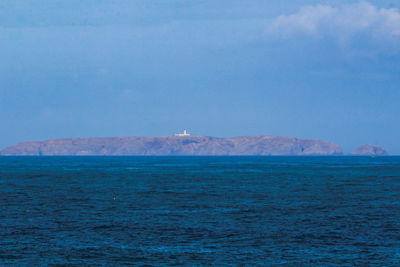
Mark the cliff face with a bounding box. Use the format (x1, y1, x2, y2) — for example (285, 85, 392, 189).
(0, 136, 343, 156)
(352, 145, 388, 156)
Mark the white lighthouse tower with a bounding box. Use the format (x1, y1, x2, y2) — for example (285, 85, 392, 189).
(175, 129, 190, 136)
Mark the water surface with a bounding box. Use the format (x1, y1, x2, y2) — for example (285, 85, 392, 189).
(0, 156, 399, 265)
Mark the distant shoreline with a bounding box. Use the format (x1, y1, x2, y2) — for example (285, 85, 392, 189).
(0, 135, 387, 156)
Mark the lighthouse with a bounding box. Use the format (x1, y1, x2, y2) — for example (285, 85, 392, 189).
(175, 129, 190, 136)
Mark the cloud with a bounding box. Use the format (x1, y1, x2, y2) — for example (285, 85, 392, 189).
(269, 2, 400, 42)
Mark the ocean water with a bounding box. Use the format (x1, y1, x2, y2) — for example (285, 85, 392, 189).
(0, 156, 399, 266)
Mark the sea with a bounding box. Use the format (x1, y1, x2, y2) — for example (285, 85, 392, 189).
(0, 156, 399, 265)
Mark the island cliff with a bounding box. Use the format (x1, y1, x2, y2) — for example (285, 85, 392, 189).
(0, 136, 343, 156)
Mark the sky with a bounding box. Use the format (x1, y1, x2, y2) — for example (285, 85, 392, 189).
(1, 0, 399, 154)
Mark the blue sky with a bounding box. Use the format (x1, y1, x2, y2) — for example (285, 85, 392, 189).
(1, 0, 399, 153)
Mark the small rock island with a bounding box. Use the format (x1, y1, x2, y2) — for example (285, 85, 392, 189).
(352, 144, 388, 156)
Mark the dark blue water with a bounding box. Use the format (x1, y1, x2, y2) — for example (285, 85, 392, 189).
(0, 156, 400, 265)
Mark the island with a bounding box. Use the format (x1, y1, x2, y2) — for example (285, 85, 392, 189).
(352, 144, 388, 156)
(0, 136, 343, 156)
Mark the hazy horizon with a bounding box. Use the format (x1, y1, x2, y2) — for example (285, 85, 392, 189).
(1, 0, 399, 154)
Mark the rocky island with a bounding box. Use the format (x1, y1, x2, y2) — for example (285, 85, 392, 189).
(0, 135, 343, 156)
(352, 144, 388, 156)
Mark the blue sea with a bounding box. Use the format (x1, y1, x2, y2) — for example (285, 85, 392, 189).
(0, 156, 399, 265)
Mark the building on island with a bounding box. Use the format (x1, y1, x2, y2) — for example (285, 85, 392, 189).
(175, 129, 190, 136)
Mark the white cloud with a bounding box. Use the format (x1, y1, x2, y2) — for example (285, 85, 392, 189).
(269, 2, 400, 41)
